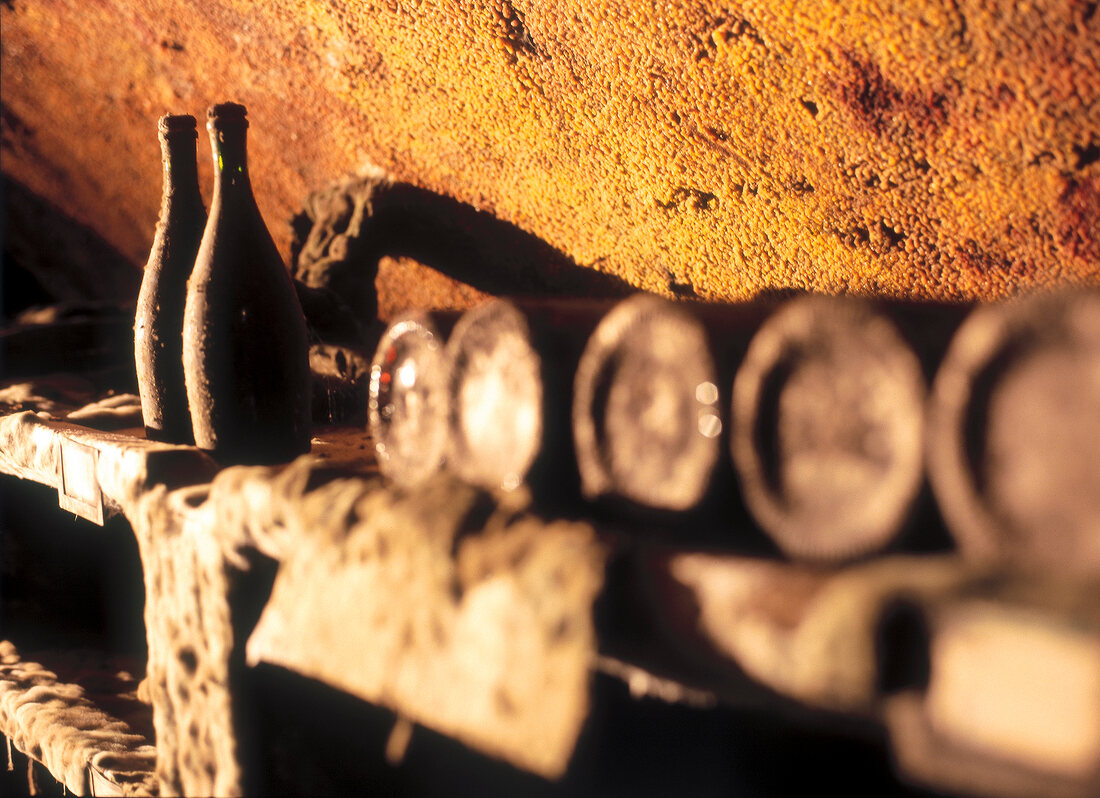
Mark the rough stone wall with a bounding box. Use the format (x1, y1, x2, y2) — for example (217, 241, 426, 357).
(2, 0, 1098, 307)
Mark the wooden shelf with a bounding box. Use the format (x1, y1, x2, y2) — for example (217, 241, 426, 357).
(0, 641, 156, 797)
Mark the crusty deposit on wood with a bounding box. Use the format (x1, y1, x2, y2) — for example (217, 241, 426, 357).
(244, 474, 605, 779)
(0, 641, 157, 797)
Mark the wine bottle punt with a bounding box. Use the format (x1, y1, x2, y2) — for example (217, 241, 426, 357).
(730, 296, 927, 562)
(182, 102, 312, 465)
(368, 310, 459, 487)
(135, 114, 206, 444)
(926, 289, 1100, 574)
(445, 298, 610, 497)
(572, 294, 725, 513)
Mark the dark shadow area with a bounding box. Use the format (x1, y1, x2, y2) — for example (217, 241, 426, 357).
(892, 484, 956, 556)
(567, 672, 944, 798)
(291, 178, 636, 326)
(1, 177, 140, 322)
(876, 598, 932, 696)
(1, 743, 67, 798)
(245, 662, 941, 797)
(227, 548, 283, 798)
(0, 307, 138, 392)
(0, 477, 147, 660)
(363, 182, 636, 297)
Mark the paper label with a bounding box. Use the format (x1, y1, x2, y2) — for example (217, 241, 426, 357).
(57, 437, 104, 525)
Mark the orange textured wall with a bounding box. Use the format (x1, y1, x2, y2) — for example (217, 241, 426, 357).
(2, 0, 1098, 304)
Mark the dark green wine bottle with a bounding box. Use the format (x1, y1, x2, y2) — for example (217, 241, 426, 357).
(182, 103, 311, 465)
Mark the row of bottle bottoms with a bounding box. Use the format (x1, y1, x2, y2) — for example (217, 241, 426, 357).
(132, 105, 1099, 573)
(367, 290, 1100, 572)
(134, 106, 312, 466)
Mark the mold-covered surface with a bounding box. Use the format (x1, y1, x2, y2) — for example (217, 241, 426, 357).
(0, 396, 606, 793)
(241, 473, 604, 779)
(0, 641, 157, 796)
(4, 389, 1100, 796)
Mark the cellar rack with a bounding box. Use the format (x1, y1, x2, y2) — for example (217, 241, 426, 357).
(2, 369, 1099, 796)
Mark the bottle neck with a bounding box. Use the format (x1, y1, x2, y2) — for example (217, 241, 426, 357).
(209, 124, 252, 194)
(160, 133, 201, 201)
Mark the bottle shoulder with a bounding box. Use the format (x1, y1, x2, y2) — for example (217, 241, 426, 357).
(198, 191, 289, 266)
(189, 231, 303, 327)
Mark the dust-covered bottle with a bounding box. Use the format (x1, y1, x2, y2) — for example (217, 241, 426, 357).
(926, 289, 1100, 575)
(368, 309, 459, 487)
(446, 298, 611, 503)
(182, 102, 311, 465)
(135, 114, 206, 444)
(730, 296, 928, 562)
(572, 294, 772, 521)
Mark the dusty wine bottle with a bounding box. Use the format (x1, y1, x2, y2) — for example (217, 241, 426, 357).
(926, 289, 1100, 574)
(572, 294, 730, 514)
(135, 114, 206, 444)
(445, 298, 610, 498)
(368, 310, 459, 487)
(730, 296, 927, 562)
(182, 102, 312, 465)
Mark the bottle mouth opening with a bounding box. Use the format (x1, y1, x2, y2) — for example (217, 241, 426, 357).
(158, 114, 198, 136)
(207, 102, 249, 130)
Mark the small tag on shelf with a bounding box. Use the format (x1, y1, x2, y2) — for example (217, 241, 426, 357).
(56, 437, 104, 525)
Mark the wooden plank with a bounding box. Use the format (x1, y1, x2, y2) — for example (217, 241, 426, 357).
(885, 580, 1100, 798)
(243, 474, 605, 779)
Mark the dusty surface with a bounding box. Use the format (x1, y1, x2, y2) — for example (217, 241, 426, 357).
(130, 484, 243, 796)
(0, 404, 601, 791)
(0, 408, 217, 518)
(657, 553, 970, 712)
(375, 255, 492, 321)
(132, 459, 604, 789)
(885, 578, 1100, 798)
(242, 473, 605, 779)
(3, 0, 1098, 309)
(927, 289, 1100, 574)
(5, 401, 1100, 796)
(0, 640, 157, 796)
